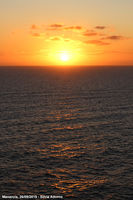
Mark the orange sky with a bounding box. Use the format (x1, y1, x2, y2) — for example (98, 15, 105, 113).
(0, 0, 133, 66)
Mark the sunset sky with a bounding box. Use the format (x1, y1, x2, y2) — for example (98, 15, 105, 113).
(0, 0, 133, 66)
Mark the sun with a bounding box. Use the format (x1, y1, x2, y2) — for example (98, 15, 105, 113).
(47, 43, 82, 66)
(60, 52, 70, 62)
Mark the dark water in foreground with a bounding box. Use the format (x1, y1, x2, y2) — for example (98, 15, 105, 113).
(0, 66, 133, 200)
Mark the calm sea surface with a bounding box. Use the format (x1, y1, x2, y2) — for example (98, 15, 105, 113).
(0, 66, 133, 200)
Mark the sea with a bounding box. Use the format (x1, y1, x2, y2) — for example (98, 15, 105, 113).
(0, 66, 133, 200)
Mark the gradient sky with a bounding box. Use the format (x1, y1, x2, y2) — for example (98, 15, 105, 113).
(0, 0, 133, 66)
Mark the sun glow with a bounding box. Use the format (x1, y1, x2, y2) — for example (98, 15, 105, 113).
(46, 39, 84, 66)
(60, 52, 70, 62)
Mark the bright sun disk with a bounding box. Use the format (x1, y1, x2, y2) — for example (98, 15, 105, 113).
(60, 52, 70, 61)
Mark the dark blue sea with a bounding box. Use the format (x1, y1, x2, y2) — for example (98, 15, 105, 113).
(0, 66, 133, 200)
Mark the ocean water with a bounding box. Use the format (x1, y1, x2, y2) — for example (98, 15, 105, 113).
(0, 66, 133, 200)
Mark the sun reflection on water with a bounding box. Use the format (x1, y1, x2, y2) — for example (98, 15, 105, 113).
(31, 89, 109, 197)
(45, 167, 107, 195)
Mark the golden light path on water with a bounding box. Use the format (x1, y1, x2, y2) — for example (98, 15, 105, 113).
(34, 105, 108, 196)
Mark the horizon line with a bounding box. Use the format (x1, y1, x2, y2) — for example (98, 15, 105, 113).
(0, 65, 133, 68)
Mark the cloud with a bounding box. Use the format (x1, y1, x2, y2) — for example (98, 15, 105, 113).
(31, 33, 41, 37)
(95, 26, 106, 30)
(30, 24, 42, 37)
(49, 36, 62, 41)
(64, 26, 82, 30)
(83, 30, 98, 37)
(85, 39, 110, 46)
(50, 24, 63, 28)
(48, 24, 83, 31)
(31, 24, 39, 30)
(103, 35, 125, 40)
(47, 24, 64, 31)
(48, 36, 73, 43)
(29, 23, 128, 47)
